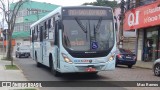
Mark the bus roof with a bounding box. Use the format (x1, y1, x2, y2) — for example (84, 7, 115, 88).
(30, 6, 112, 28)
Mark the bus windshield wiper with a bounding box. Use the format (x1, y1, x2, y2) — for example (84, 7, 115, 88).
(93, 17, 102, 41)
(75, 17, 87, 33)
(95, 17, 102, 32)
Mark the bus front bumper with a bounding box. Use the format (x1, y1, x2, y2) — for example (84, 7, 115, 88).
(59, 60, 115, 73)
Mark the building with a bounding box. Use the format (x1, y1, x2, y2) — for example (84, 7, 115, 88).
(11, 0, 59, 47)
(123, 0, 160, 62)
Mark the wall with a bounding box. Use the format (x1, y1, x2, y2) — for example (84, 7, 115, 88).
(137, 30, 144, 61)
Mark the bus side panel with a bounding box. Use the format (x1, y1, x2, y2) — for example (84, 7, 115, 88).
(34, 42, 41, 63)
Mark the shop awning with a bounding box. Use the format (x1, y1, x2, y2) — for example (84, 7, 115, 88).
(12, 31, 30, 38)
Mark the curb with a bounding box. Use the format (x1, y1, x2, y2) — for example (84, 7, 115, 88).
(134, 65, 152, 70)
(0, 57, 39, 90)
(13, 58, 40, 90)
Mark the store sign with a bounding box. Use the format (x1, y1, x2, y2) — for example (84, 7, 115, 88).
(123, 1, 160, 30)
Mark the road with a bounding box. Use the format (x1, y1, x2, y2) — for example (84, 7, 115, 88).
(14, 57, 160, 90)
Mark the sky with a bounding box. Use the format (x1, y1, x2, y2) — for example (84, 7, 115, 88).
(31, 0, 120, 6)
(0, 0, 120, 28)
(32, 0, 96, 6)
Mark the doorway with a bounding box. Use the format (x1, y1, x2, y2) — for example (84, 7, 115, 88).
(144, 27, 159, 61)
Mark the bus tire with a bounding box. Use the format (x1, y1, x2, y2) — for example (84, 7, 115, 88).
(35, 52, 41, 67)
(49, 54, 61, 77)
(88, 72, 98, 75)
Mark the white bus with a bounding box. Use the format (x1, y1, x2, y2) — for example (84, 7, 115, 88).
(30, 6, 116, 76)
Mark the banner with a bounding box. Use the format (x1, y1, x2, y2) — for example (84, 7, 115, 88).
(0, 81, 160, 87)
(123, 1, 160, 30)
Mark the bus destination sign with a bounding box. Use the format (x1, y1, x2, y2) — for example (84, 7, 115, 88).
(67, 9, 108, 16)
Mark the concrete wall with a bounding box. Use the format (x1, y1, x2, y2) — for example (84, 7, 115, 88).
(137, 30, 144, 61)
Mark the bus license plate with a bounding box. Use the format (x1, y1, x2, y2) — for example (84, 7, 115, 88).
(126, 56, 131, 59)
(85, 67, 96, 72)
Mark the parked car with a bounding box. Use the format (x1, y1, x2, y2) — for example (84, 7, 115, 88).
(15, 45, 30, 58)
(116, 48, 137, 68)
(153, 59, 160, 76)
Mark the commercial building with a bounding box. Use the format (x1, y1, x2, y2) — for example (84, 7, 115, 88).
(123, 0, 160, 62)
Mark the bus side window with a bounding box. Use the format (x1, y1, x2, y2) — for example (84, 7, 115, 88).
(40, 26, 43, 42)
(37, 25, 40, 41)
(31, 29, 34, 42)
(44, 21, 49, 39)
(48, 19, 51, 29)
(32, 27, 36, 42)
(48, 17, 55, 40)
(54, 21, 58, 45)
(34, 26, 38, 41)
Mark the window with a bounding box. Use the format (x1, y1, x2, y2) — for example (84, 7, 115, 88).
(48, 18, 55, 40)
(48, 19, 51, 29)
(34, 27, 38, 41)
(37, 25, 40, 41)
(44, 22, 47, 30)
(31, 28, 35, 42)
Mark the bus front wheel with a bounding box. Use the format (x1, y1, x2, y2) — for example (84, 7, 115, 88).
(49, 55, 61, 77)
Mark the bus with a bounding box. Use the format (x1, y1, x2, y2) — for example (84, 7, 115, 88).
(30, 6, 116, 76)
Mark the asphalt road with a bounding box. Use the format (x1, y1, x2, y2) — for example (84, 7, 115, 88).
(14, 57, 160, 90)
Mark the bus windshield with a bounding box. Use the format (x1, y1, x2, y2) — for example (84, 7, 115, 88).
(63, 18, 114, 52)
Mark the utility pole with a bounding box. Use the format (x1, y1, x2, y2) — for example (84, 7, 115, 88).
(119, 0, 125, 48)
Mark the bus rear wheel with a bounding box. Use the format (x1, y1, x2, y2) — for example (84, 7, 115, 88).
(35, 52, 41, 67)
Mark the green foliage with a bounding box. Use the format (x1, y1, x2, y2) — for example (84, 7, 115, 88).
(5, 65, 19, 70)
(83, 0, 118, 8)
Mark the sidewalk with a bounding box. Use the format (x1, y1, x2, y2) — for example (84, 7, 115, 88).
(134, 60, 153, 69)
(0, 55, 38, 90)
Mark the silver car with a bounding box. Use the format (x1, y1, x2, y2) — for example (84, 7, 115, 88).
(15, 45, 30, 58)
(153, 59, 160, 76)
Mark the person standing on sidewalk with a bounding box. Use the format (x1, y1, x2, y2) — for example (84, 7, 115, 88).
(144, 40, 149, 61)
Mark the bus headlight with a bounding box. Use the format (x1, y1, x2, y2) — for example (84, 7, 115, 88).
(61, 53, 72, 64)
(109, 56, 114, 61)
(108, 53, 115, 62)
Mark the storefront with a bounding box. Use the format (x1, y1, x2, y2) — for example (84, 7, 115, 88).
(123, 1, 160, 61)
(143, 27, 160, 61)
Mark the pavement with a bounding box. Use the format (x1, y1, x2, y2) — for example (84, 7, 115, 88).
(134, 60, 153, 70)
(0, 55, 153, 90)
(0, 55, 38, 90)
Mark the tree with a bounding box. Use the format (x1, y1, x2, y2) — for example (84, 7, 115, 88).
(83, 0, 118, 8)
(0, 0, 26, 65)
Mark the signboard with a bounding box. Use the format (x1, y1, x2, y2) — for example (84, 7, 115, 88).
(91, 42, 98, 49)
(68, 9, 107, 16)
(62, 8, 113, 17)
(123, 1, 160, 30)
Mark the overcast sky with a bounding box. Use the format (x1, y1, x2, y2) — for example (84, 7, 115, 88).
(0, 0, 121, 27)
(31, 0, 120, 6)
